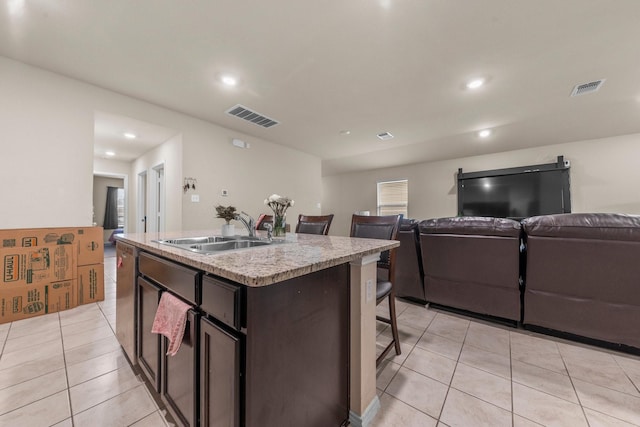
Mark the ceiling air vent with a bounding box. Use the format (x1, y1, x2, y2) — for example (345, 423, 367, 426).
(571, 79, 605, 97)
(225, 104, 279, 128)
(377, 132, 394, 140)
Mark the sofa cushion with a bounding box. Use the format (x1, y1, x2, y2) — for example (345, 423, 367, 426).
(522, 213, 640, 242)
(419, 216, 521, 237)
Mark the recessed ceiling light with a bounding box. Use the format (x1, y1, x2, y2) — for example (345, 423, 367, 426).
(105, 151, 115, 156)
(221, 75, 238, 87)
(123, 132, 137, 139)
(466, 78, 485, 90)
(377, 132, 394, 140)
(478, 129, 492, 138)
(339, 130, 351, 135)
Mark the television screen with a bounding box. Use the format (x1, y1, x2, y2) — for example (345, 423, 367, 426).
(457, 158, 570, 220)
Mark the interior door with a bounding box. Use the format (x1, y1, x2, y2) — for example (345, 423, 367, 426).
(137, 171, 147, 233)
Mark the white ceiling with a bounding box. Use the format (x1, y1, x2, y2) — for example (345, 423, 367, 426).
(2, 1, 640, 174)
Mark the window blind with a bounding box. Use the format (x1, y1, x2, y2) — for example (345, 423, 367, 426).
(377, 180, 408, 216)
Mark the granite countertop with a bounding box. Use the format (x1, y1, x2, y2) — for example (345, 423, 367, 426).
(116, 230, 399, 287)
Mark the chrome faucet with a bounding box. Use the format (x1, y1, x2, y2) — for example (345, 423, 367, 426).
(264, 222, 273, 241)
(235, 211, 256, 237)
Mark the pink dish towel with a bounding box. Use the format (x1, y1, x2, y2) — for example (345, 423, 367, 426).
(151, 292, 191, 356)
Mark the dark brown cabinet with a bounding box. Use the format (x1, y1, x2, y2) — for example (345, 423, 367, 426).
(162, 309, 199, 427)
(137, 276, 162, 392)
(131, 250, 349, 426)
(200, 317, 240, 427)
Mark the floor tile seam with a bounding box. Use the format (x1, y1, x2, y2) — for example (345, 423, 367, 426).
(61, 322, 113, 340)
(510, 357, 572, 378)
(65, 347, 125, 370)
(582, 406, 640, 427)
(62, 331, 118, 352)
(67, 363, 123, 389)
(60, 313, 110, 328)
(380, 390, 440, 423)
(510, 385, 587, 425)
(98, 306, 116, 342)
(395, 349, 455, 389)
(2, 333, 64, 355)
(126, 411, 164, 427)
(549, 354, 592, 426)
(376, 360, 402, 394)
(460, 340, 512, 359)
(0, 389, 71, 423)
(455, 359, 511, 381)
(413, 342, 462, 363)
(58, 315, 77, 427)
(0, 369, 69, 417)
(432, 328, 468, 423)
(63, 337, 121, 362)
(567, 372, 640, 399)
(510, 375, 581, 405)
(70, 374, 145, 416)
(0, 361, 66, 392)
(72, 383, 155, 421)
(611, 357, 640, 396)
(447, 381, 513, 413)
(68, 363, 142, 393)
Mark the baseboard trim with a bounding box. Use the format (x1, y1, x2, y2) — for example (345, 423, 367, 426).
(349, 395, 381, 427)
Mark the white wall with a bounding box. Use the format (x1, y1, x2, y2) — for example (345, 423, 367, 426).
(0, 56, 322, 232)
(323, 133, 640, 236)
(0, 57, 94, 228)
(131, 135, 183, 234)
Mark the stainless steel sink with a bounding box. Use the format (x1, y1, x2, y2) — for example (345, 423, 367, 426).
(157, 236, 229, 245)
(153, 235, 281, 253)
(190, 240, 272, 252)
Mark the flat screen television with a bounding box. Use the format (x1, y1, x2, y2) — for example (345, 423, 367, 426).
(457, 156, 571, 220)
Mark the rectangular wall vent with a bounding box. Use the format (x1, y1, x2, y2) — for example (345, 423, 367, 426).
(571, 79, 605, 97)
(225, 104, 279, 128)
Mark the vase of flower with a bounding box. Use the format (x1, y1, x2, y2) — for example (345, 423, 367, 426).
(215, 205, 237, 237)
(273, 214, 286, 237)
(264, 194, 294, 238)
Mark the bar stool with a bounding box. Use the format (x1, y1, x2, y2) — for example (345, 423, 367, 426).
(350, 214, 402, 366)
(295, 214, 334, 235)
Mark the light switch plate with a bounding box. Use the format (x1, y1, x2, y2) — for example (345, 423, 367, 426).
(191, 194, 200, 202)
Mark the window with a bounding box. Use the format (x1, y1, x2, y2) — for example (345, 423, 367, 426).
(377, 180, 408, 216)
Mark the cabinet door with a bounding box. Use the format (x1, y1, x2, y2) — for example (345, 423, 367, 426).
(161, 309, 198, 427)
(137, 276, 162, 392)
(200, 317, 240, 427)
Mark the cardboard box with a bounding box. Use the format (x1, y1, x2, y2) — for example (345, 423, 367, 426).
(1, 243, 77, 286)
(0, 280, 76, 323)
(0, 226, 104, 266)
(77, 263, 104, 305)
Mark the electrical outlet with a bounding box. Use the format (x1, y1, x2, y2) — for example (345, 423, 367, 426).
(366, 279, 374, 302)
(221, 189, 228, 197)
(191, 194, 200, 202)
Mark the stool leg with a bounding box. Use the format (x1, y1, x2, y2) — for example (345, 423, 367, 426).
(388, 290, 401, 355)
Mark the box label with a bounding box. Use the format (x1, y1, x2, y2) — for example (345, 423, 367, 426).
(3, 254, 19, 282)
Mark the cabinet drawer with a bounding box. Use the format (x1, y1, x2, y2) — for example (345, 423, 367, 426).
(202, 276, 242, 330)
(139, 252, 200, 305)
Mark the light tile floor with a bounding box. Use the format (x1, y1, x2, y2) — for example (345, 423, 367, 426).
(1, 247, 639, 426)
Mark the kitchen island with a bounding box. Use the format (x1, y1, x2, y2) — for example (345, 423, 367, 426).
(115, 230, 398, 427)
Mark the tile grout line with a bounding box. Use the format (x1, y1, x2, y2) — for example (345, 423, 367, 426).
(59, 311, 77, 427)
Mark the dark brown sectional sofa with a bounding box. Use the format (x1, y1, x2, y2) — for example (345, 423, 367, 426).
(398, 213, 640, 351)
(522, 213, 640, 349)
